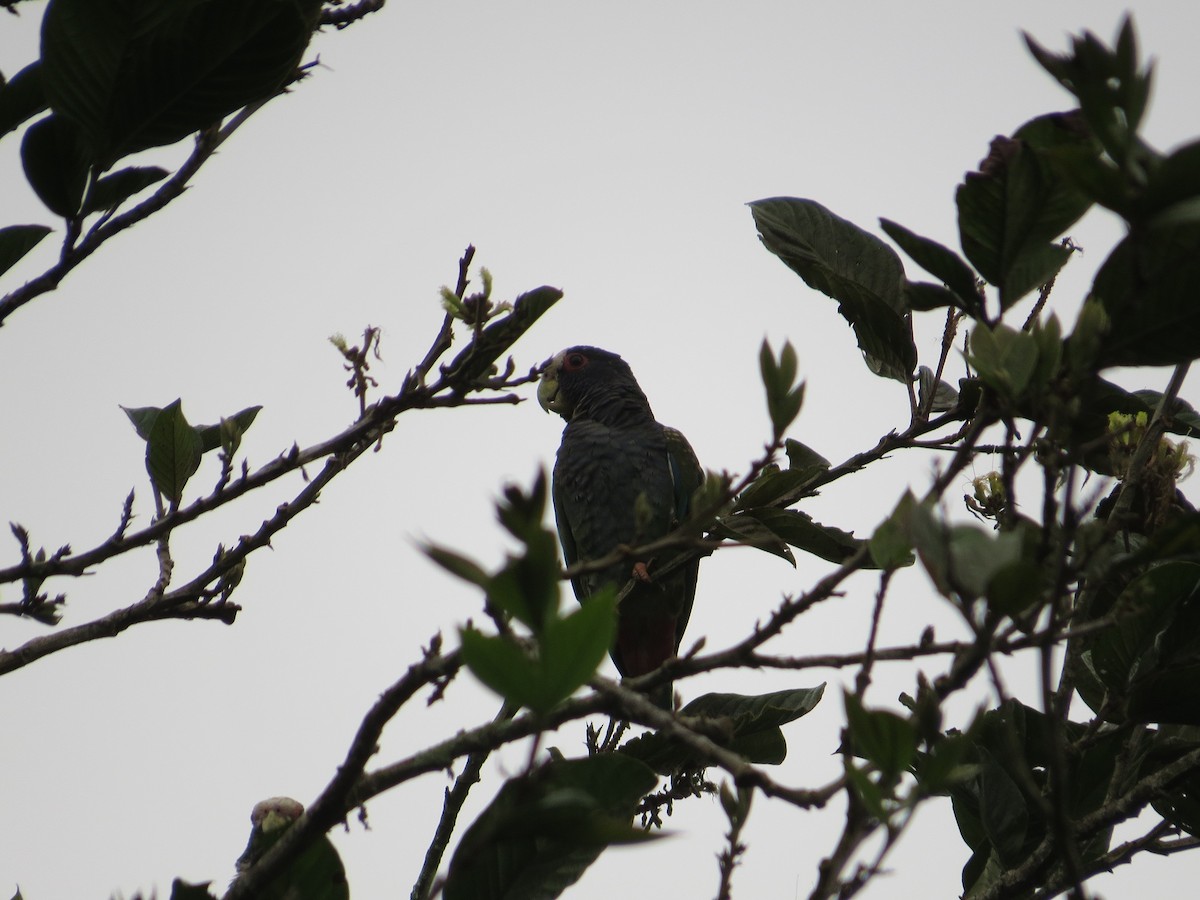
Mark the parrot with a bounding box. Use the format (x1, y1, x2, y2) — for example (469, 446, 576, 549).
(537, 345, 703, 708)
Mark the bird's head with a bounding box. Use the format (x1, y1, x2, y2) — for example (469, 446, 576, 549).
(537, 346, 648, 422)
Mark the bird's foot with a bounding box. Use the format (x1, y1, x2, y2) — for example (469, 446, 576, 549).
(632, 561, 652, 583)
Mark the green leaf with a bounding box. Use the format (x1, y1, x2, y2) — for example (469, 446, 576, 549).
(487, 543, 561, 634)
(42, 0, 324, 165)
(423, 544, 491, 589)
(746, 507, 863, 565)
(1140, 139, 1200, 225)
(750, 197, 916, 382)
(783, 438, 831, 474)
(844, 691, 917, 780)
(0, 61, 47, 140)
(844, 759, 889, 821)
(196, 405, 261, 453)
(758, 338, 805, 440)
(868, 513, 915, 571)
(539, 589, 617, 705)
(710, 513, 795, 565)
(0, 224, 52, 279)
(21, 114, 90, 217)
(444, 755, 659, 900)
(144, 399, 203, 504)
(1091, 225, 1200, 368)
(956, 112, 1096, 308)
(968, 323, 1039, 400)
(879, 217, 981, 315)
(121, 403, 161, 440)
(460, 627, 545, 711)
(904, 280, 969, 313)
(82, 165, 169, 215)
(733, 465, 818, 512)
(620, 686, 825, 774)
(976, 748, 1031, 868)
(1089, 562, 1200, 696)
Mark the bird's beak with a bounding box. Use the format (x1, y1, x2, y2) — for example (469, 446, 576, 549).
(537, 370, 562, 414)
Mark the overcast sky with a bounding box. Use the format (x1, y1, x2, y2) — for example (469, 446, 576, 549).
(3, 3, 1200, 898)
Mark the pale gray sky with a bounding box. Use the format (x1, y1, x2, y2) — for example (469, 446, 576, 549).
(3, 3, 1199, 898)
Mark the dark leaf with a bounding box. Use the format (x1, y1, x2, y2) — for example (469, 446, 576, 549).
(422, 544, 491, 589)
(144, 399, 203, 504)
(539, 590, 617, 706)
(748, 506, 863, 565)
(956, 112, 1096, 308)
(42, 0, 324, 164)
(0, 61, 47, 140)
(1091, 225, 1200, 367)
(879, 217, 981, 315)
(82, 165, 169, 215)
(844, 691, 917, 779)
(733, 465, 818, 512)
(710, 513, 795, 565)
(750, 197, 916, 382)
(976, 748, 1030, 868)
(904, 280, 969, 313)
(445, 286, 562, 383)
(620, 686, 825, 774)
(444, 755, 658, 900)
(195, 405, 261, 453)
(0, 224, 52, 279)
(459, 627, 544, 711)
(783, 438, 831, 473)
(20, 113, 90, 217)
(121, 403, 161, 440)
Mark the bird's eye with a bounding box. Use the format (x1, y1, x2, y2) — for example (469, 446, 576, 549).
(563, 352, 588, 371)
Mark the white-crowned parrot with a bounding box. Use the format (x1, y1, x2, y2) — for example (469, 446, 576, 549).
(538, 346, 703, 708)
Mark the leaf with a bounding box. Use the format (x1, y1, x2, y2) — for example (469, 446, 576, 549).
(122, 403, 162, 440)
(733, 465, 818, 512)
(868, 513, 915, 571)
(917, 365, 961, 414)
(904, 280, 969, 313)
(758, 338, 805, 440)
(422, 544, 491, 589)
(0, 61, 47, 140)
(620, 686, 825, 774)
(82, 165, 169, 215)
(879, 217, 981, 315)
(20, 114, 90, 217)
(976, 748, 1030, 868)
(539, 589, 617, 706)
(486, 542, 561, 634)
(0, 224, 52, 279)
(144, 399, 203, 504)
(444, 755, 659, 900)
(750, 197, 916, 382)
(968, 323, 1039, 400)
(748, 507, 863, 565)
(1089, 562, 1200, 697)
(844, 691, 917, 780)
(195, 405, 261, 453)
(955, 112, 1096, 308)
(41, 0, 325, 165)
(445, 285, 562, 383)
(710, 513, 795, 565)
(784, 438, 831, 474)
(1090, 225, 1200, 368)
(460, 627, 545, 711)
